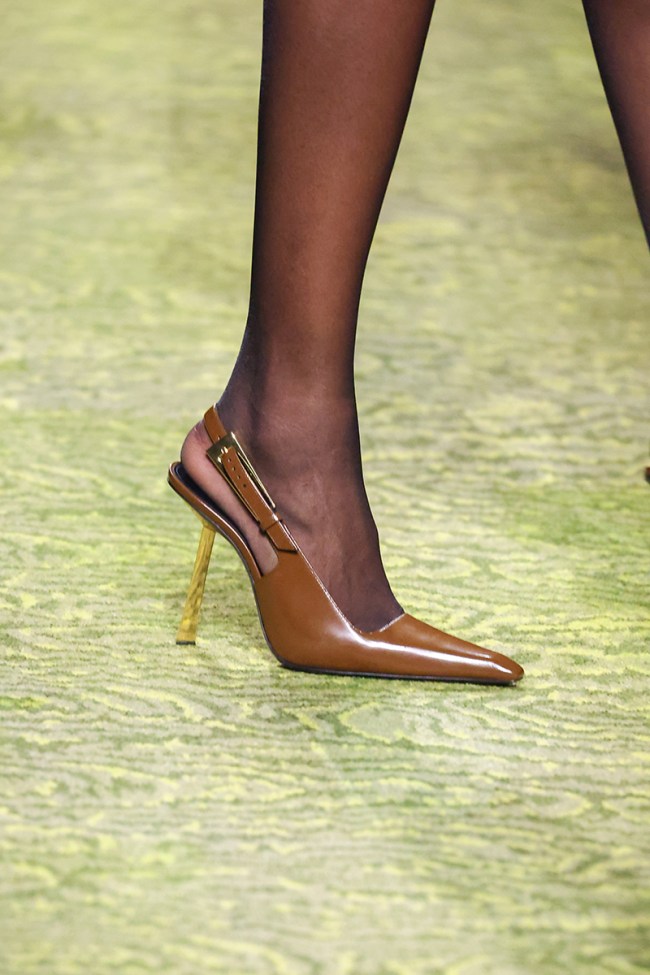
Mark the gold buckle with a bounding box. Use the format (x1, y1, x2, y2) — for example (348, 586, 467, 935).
(206, 431, 276, 511)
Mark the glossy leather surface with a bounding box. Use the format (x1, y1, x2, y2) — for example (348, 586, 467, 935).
(168, 405, 524, 684)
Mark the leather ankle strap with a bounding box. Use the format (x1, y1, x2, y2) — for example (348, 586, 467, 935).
(203, 405, 297, 554)
(203, 405, 228, 442)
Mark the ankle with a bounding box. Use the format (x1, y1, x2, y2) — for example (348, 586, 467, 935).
(219, 329, 357, 432)
(217, 375, 359, 447)
(213, 376, 363, 509)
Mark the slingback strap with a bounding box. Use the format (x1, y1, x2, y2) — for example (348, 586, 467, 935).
(203, 406, 298, 553)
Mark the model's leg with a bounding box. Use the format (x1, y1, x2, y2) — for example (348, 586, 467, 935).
(182, 0, 436, 630)
(582, 0, 650, 245)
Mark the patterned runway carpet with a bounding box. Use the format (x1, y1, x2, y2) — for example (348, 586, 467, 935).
(1, 1, 648, 973)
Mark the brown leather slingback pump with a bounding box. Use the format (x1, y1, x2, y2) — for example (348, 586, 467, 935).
(168, 405, 524, 684)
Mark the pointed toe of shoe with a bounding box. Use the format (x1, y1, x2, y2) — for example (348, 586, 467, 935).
(485, 650, 524, 685)
(371, 613, 524, 684)
(433, 644, 524, 685)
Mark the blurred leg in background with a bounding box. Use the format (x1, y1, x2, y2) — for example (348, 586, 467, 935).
(583, 0, 650, 245)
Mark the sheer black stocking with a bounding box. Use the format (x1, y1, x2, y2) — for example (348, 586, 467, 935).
(183, 0, 437, 631)
(583, 0, 650, 245)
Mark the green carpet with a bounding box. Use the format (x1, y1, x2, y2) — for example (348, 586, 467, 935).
(1, 1, 648, 972)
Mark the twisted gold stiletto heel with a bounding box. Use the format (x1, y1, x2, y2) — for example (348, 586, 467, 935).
(175, 517, 216, 645)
